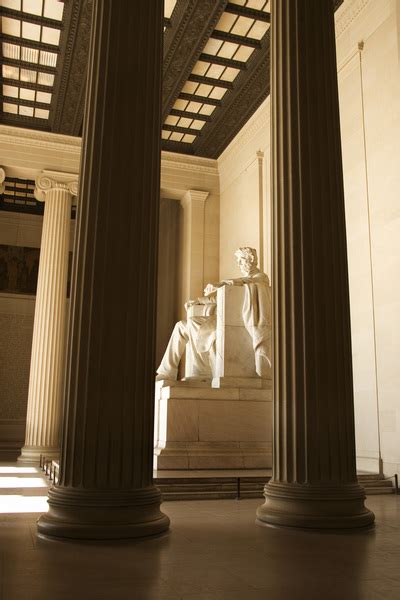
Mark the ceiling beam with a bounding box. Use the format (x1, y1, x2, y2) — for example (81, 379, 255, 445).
(188, 74, 234, 90)
(163, 17, 172, 28)
(224, 3, 270, 22)
(199, 53, 247, 70)
(0, 77, 54, 93)
(163, 124, 202, 137)
(0, 33, 60, 54)
(0, 7, 64, 29)
(0, 94, 51, 111)
(2, 57, 57, 75)
(178, 92, 222, 107)
(0, 112, 51, 131)
(170, 108, 212, 122)
(162, 0, 228, 121)
(210, 30, 262, 48)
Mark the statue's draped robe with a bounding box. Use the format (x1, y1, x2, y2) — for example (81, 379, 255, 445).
(196, 272, 272, 372)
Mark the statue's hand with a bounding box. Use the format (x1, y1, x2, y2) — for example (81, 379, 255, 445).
(220, 279, 235, 286)
(184, 299, 198, 311)
(203, 283, 217, 296)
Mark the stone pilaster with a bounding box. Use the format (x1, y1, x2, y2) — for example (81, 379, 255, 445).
(37, 1, 169, 539)
(256, 0, 374, 529)
(19, 172, 77, 463)
(180, 189, 209, 304)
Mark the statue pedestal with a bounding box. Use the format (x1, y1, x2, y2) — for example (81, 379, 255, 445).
(154, 379, 272, 470)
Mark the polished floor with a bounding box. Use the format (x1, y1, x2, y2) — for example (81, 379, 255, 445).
(0, 464, 399, 600)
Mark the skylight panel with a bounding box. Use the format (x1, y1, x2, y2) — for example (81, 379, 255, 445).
(39, 51, 57, 67)
(231, 16, 254, 37)
(217, 42, 239, 59)
(3, 84, 19, 98)
(41, 26, 60, 46)
(247, 20, 269, 40)
(181, 81, 198, 95)
(2, 0, 22, 9)
(37, 72, 54, 86)
(43, 0, 64, 20)
(176, 117, 192, 129)
(19, 104, 34, 116)
(2, 43, 20, 59)
(215, 13, 237, 33)
(34, 107, 49, 118)
(23, 0, 43, 16)
(208, 87, 227, 100)
(165, 115, 179, 126)
(196, 83, 212, 96)
(173, 99, 188, 111)
(182, 134, 196, 143)
(36, 90, 51, 103)
(20, 87, 35, 100)
(186, 101, 202, 113)
(20, 68, 37, 83)
(206, 64, 225, 79)
(3, 65, 20, 80)
(199, 105, 215, 116)
(192, 61, 210, 77)
(21, 21, 41, 41)
(203, 39, 223, 56)
(220, 67, 240, 82)
(164, 0, 177, 19)
(170, 132, 184, 142)
(247, 0, 267, 9)
(190, 120, 205, 131)
(234, 45, 254, 62)
(21, 47, 40, 63)
(229, 0, 246, 5)
(2, 17, 21, 37)
(3, 102, 18, 114)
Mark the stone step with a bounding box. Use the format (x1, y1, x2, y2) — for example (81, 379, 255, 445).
(155, 474, 395, 501)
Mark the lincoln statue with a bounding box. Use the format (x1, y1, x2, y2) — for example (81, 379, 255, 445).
(156, 247, 272, 381)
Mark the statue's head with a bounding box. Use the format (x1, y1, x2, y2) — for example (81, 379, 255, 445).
(234, 247, 258, 276)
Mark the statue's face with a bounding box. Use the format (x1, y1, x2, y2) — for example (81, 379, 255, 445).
(237, 256, 252, 276)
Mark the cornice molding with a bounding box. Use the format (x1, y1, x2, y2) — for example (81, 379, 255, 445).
(0, 126, 81, 154)
(335, 0, 371, 37)
(181, 189, 209, 208)
(161, 151, 219, 176)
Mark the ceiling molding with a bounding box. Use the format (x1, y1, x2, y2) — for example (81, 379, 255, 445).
(335, 0, 370, 37)
(161, 151, 218, 176)
(51, 0, 93, 136)
(162, 0, 228, 121)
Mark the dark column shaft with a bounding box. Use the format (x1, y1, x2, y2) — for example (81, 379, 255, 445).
(256, 0, 374, 529)
(37, 0, 169, 539)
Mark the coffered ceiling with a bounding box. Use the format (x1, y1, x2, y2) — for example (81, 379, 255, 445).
(0, 0, 343, 159)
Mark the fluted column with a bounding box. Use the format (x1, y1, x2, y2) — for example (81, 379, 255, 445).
(37, 1, 169, 540)
(256, 0, 374, 529)
(0, 167, 5, 194)
(19, 172, 77, 463)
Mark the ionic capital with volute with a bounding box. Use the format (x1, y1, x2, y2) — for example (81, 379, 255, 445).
(34, 170, 79, 203)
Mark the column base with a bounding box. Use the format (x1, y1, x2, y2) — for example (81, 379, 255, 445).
(18, 445, 60, 463)
(37, 485, 170, 540)
(256, 481, 375, 530)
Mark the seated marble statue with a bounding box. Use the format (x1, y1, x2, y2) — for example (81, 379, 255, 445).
(156, 247, 272, 381)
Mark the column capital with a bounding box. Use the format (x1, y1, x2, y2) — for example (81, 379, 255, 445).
(0, 166, 5, 195)
(35, 170, 79, 202)
(181, 189, 209, 208)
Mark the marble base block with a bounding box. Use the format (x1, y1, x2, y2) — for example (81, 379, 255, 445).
(154, 380, 272, 470)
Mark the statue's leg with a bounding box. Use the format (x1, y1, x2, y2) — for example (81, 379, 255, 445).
(156, 320, 189, 380)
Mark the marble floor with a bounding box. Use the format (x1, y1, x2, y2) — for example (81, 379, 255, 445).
(0, 464, 399, 600)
